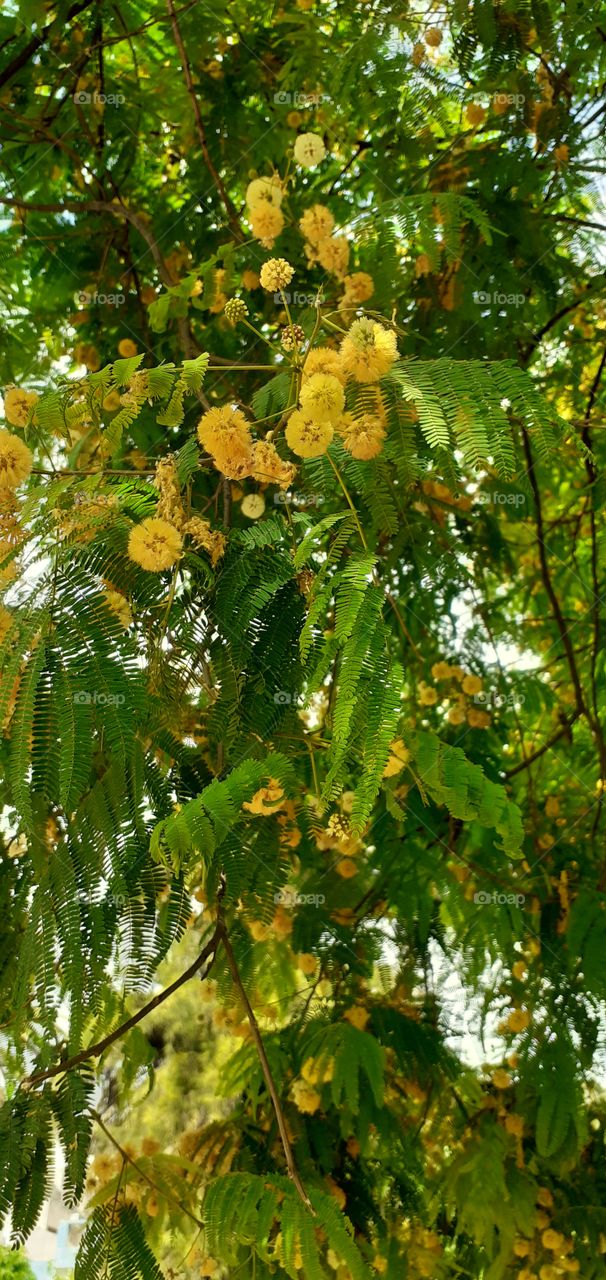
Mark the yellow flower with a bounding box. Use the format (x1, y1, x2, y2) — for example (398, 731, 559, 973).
(291, 1079, 322, 1113)
(418, 682, 438, 706)
(249, 203, 284, 248)
(302, 347, 346, 384)
(382, 738, 410, 777)
(467, 707, 491, 729)
(335, 857, 358, 879)
(545, 795, 560, 817)
(0, 430, 33, 490)
(184, 516, 226, 565)
(536, 1187, 554, 1208)
(259, 257, 294, 292)
(513, 1240, 532, 1258)
(491, 1068, 512, 1089)
(250, 440, 297, 489)
(127, 518, 183, 571)
(103, 588, 133, 629)
(466, 102, 487, 126)
(293, 132, 326, 168)
(502, 1007, 531, 1034)
(505, 1113, 524, 1136)
(285, 410, 333, 458)
(3, 386, 38, 428)
(340, 318, 398, 383)
(241, 493, 266, 519)
(117, 338, 138, 358)
(342, 272, 374, 302)
(74, 342, 101, 370)
(299, 204, 335, 244)
(339, 412, 385, 460)
(299, 373, 345, 424)
(297, 953, 319, 976)
(462, 673, 482, 694)
(317, 235, 350, 277)
(197, 406, 254, 480)
(542, 1230, 564, 1252)
(425, 25, 443, 46)
(343, 1005, 370, 1030)
(246, 176, 283, 209)
(447, 706, 466, 725)
(242, 268, 261, 290)
(243, 778, 285, 815)
(431, 661, 452, 680)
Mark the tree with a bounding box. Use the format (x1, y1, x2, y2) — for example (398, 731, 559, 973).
(0, 0, 605, 1277)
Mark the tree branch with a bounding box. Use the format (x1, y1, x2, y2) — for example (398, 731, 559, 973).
(219, 923, 315, 1214)
(165, 0, 244, 242)
(25, 924, 222, 1089)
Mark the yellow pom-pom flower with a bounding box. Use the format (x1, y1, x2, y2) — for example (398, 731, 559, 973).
(127, 518, 183, 572)
(4, 386, 38, 428)
(249, 203, 284, 249)
(285, 410, 333, 458)
(259, 257, 294, 292)
(0, 430, 33, 490)
(339, 412, 385, 460)
(197, 405, 254, 479)
(246, 176, 283, 209)
(342, 271, 374, 302)
(293, 132, 326, 168)
(299, 373, 345, 424)
(302, 347, 346, 384)
(340, 318, 398, 383)
(291, 1079, 322, 1114)
(251, 440, 297, 489)
(299, 204, 335, 244)
(317, 235, 350, 276)
(117, 338, 138, 358)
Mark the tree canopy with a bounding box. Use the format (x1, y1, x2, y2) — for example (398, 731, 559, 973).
(0, 0, 606, 1278)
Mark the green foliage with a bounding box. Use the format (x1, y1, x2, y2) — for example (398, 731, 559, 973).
(0, 0, 605, 1278)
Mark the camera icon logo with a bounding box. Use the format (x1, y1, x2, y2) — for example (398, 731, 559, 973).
(273, 690, 293, 705)
(473, 290, 491, 305)
(73, 691, 92, 705)
(273, 91, 291, 104)
(73, 91, 92, 105)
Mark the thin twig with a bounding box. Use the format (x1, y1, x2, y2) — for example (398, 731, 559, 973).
(219, 923, 315, 1214)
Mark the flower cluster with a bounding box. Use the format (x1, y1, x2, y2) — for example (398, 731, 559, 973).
(246, 175, 285, 248)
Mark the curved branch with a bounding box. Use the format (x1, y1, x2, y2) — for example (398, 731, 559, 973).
(25, 924, 222, 1089)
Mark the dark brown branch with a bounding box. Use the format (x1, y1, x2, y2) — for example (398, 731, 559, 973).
(0, 197, 175, 286)
(219, 923, 315, 1214)
(0, 0, 95, 90)
(165, 0, 244, 241)
(505, 713, 580, 778)
(26, 925, 222, 1089)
